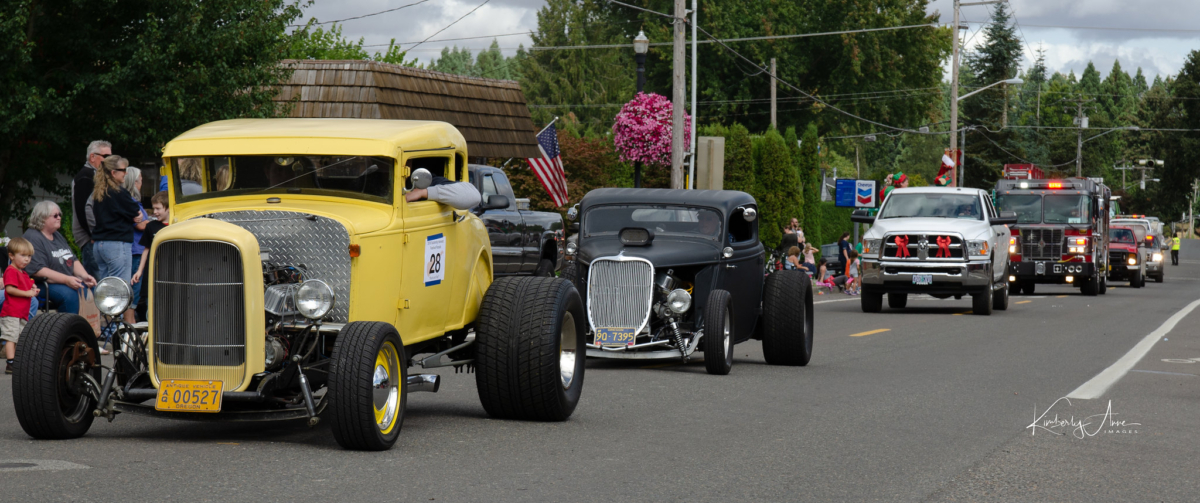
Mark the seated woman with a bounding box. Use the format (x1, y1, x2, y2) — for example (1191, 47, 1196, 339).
(784, 246, 802, 270)
(22, 201, 97, 314)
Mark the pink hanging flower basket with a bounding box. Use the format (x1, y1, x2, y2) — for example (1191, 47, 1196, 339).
(612, 92, 692, 167)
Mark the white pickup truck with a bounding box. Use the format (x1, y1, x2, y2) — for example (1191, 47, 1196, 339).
(851, 187, 1018, 315)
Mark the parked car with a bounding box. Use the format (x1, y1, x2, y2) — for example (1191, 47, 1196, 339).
(468, 164, 564, 276)
(569, 188, 813, 375)
(1112, 217, 1162, 283)
(12, 119, 586, 451)
(852, 187, 1016, 315)
(1107, 225, 1147, 287)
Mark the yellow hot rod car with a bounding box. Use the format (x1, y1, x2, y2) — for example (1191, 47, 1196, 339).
(13, 119, 586, 451)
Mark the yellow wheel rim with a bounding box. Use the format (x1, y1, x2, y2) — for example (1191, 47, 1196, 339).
(372, 341, 401, 434)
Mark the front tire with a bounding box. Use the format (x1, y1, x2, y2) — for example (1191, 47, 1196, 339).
(993, 281, 1009, 311)
(761, 270, 813, 367)
(703, 289, 735, 375)
(861, 291, 883, 313)
(13, 313, 100, 440)
(329, 322, 407, 451)
(888, 293, 908, 309)
(1081, 275, 1099, 296)
(476, 276, 585, 421)
(534, 258, 555, 277)
(1154, 273, 1164, 283)
(1130, 269, 1144, 288)
(1099, 274, 1108, 295)
(972, 278, 994, 316)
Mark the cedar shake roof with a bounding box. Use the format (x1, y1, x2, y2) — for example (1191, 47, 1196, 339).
(276, 59, 540, 159)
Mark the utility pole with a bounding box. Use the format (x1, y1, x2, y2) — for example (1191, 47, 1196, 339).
(1066, 97, 1093, 178)
(1191, 179, 1199, 238)
(770, 58, 777, 129)
(687, 0, 697, 189)
(671, 0, 686, 189)
(961, 126, 967, 186)
(949, 0, 1004, 187)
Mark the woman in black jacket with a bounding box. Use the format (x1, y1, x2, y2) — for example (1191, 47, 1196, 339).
(91, 155, 144, 287)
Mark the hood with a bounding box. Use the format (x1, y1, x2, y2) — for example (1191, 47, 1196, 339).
(865, 217, 995, 241)
(578, 236, 722, 268)
(1109, 242, 1138, 252)
(174, 195, 393, 235)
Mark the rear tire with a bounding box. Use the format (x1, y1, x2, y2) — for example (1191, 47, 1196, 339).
(534, 258, 555, 277)
(13, 313, 100, 440)
(1154, 274, 1163, 283)
(993, 281, 1009, 311)
(1099, 275, 1107, 295)
(761, 270, 813, 367)
(559, 260, 577, 286)
(861, 291, 883, 313)
(888, 293, 908, 309)
(703, 289, 735, 375)
(329, 322, 407, 451)
(972, 278, 994, 316)
(476, 276, 585, 421)
(1130, 270, 1144, 288)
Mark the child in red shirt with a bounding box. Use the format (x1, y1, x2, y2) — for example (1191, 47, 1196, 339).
(2, 237, 39, 374)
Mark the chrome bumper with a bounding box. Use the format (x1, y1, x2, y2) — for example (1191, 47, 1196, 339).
(861, 259, 992, 288)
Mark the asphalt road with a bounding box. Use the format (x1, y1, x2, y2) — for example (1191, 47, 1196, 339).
(2, 243, 1198, 502)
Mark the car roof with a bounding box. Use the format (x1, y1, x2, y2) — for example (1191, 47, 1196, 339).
(579, 188, 756, 214)
(889, 187, 986, 195)
(162, 118, 466, 159)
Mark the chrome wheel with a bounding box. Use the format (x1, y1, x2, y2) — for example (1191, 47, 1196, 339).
(559, 311, 578, 390)
(372, 342, 401, 434)
(722, 308, 732, 364)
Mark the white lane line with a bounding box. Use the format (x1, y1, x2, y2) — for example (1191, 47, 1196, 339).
(1067, 297, 1200, 400)
(814, 297, 859, 305)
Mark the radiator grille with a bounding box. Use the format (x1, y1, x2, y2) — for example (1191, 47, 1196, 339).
(586, 258, 653, 334)
(153, 240, 247, 389)
(1020, 229, 1063, 260)
(882, 234, 964, 260)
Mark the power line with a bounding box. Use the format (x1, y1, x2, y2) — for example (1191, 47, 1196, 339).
(960, 21, 1200, 33)
(407, 0, 492, 52)
(528, 23, 939, 51)
(361, 32, 533, 49)
(289, 0, 432, 27)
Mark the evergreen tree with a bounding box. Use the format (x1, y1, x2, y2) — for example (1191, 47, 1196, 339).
(960, 1, 1024, 188)
(784, 126, 805, 226)
(428, 46, 476, 76)
(287, 20, 415, 65)
(799, 124, 822, 245)
(724, 123, 756, 194)
(754, 127, 801, 250)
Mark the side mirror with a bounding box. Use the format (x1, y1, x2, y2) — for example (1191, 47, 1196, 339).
(741, 207, 757, 222)
(566, 204, 579, 221)
(850, 209, 875, 224)
(481, 194, 509, 211)
(569, 222, 580, 233)
(991, 211, 1018, 225)
(411, 168, 433, 190)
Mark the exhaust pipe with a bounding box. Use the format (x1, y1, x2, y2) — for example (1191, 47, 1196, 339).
(406, 374, 440, 393)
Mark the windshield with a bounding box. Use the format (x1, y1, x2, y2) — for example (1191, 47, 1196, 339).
(585, 205, 722, 240)
(1111, 228, 1135, 244)
(171, 155, 394, 204)
(994, 195, 1042, 224)
(1044, 195, 1090, 224)
(877, 193, 982, 220)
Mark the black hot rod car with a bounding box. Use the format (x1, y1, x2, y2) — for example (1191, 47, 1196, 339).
(567, 188, 813, 375)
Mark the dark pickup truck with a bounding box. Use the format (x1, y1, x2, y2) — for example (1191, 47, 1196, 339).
(469, 164, 564, 276)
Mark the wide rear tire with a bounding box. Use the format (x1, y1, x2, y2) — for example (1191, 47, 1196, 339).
(476, 276, 585, 421)
(13, 313, 101, 440)
(888, 293, 908, 309)
(329, 322, 407, 451)
(703, 289, 734, 375)
(761, 270, 813, 367)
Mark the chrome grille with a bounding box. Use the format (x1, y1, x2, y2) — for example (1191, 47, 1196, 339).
(153, 240, 247, 385)
(586, 257, 653, 334)
(1020, 229, 1063, 260)
(882, 234, 964, 260)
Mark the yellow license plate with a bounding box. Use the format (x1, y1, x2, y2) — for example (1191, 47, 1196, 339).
(155, 380, 223, 413)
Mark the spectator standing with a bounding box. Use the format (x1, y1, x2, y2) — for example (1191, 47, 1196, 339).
(2, 238, 39, 374)
(124, 167, 149, 324)
(91, 156, 143, 293)
(72, 140, 112, 277)
(845, 250, 861, 295)
(838, 232, 852, 275)
(1171, 234, 1180, 266)
(22, 201, 97, 314)
(132, 191, 170, 321)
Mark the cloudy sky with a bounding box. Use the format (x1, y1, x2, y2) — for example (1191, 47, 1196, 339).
(298, 0, 1200, 81)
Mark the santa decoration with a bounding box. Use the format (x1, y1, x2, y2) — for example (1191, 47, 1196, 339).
(935, 149, 956, 186)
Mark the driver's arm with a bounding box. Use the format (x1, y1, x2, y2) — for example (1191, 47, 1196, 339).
(405, 181, 482, 211)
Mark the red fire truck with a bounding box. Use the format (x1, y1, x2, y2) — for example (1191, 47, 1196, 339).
(994, 176, 1112, 295)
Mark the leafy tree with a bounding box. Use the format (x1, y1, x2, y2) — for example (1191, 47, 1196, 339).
(428, 46, 477, 76)
(428, 40, 524, 80)
(287, 19, 415, 65)
(753, 127, 801, 250)
(1, 0, 303, 229)
(784, 126, 805, 226)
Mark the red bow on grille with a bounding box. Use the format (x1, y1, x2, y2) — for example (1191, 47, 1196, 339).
(894, 236, 910, 257)
(936, 236, 952, 258)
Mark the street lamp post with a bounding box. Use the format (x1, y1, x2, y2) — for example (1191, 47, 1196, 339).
(950, 0, 1007, 187)
(633, 30, 649, 188)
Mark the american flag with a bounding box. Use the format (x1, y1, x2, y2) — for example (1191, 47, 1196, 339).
(527, 122, 569, 207)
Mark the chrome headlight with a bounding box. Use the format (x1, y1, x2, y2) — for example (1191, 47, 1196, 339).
(966, 240, 990, 257)
(294, 279, 335, 320)
(94, 277, 132, 316)
(1152, 252, 1163, 262)
(863, 238, 882, 257)
(1127, 255, 1137, 265)
(666, 289, 692, 314)
(565, 241, 578, 256)
(722, 247, 734, 259)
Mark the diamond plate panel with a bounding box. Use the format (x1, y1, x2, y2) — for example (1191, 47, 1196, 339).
(208, 210, 352, 322)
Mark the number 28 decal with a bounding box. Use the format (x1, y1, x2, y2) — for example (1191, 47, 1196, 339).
(424, 233, 447, 286)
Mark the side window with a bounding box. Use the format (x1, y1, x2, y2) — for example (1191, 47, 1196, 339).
(728, 207, 756, 243)
(455, 153, 466, 182)
(983, 195, 997, 219)
(491, 171, 518, 210)
(481, 174, 500, 204)
(408, 156, 449, 179)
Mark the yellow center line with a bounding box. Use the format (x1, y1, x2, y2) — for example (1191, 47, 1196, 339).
(1015, 300, 1032, 305)
(1057, 295, 1068, 298)
(849, 328, 891, 337)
